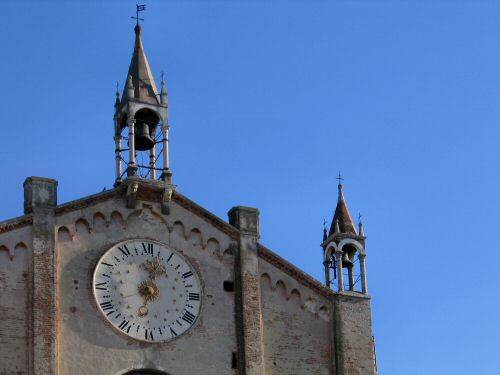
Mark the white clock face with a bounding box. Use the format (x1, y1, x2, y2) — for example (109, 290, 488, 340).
(93, 239, 202, 342)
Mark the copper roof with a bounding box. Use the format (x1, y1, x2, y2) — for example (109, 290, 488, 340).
(329, 184, 358, 236)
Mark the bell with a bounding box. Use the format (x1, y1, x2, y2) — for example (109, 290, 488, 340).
(135, 122, 155, 151)
(341, 252, 353, 268)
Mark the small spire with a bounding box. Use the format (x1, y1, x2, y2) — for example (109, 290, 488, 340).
(358, 213, 365, 236)
(125, 74, 134, 99)
(114, 82, 121, 110)
(160, 72, 168, 106)
(323, 219, 328, 241)
(334, 219, 340, 234)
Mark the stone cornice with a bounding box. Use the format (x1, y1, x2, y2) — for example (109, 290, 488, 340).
(52, 182, 241, 240)
(257, 243, 335, 299)
(0, 215, 33, 234)
(172, 192, 240, 240)
(55, 188, 123, 216)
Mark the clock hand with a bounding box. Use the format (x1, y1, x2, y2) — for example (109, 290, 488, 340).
(121, 292, 140, 298)
(140, 255, 167, 279)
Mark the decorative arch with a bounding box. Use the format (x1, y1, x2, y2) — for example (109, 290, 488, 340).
(338, 238, 365, 255)
(323, 241, 338, 262)
(57, 226, 72, 242)
(75, 218, 91, 234)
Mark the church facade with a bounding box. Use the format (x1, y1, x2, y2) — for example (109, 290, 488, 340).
(0, 23, 378, 375)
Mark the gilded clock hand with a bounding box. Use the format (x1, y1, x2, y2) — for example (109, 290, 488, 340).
(140, 255, 166, 279)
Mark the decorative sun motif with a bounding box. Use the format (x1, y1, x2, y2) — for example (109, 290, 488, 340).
(140, 255, 166, 279)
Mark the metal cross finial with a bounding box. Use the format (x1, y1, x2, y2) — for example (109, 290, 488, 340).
(337, 171, 344, 185)
(131, 4, 146, 26)
(358, 212, 362, 223)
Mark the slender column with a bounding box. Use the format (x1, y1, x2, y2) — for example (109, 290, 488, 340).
(348, 265, 355, 291)
(323, 260, 331, 288)
(114, 135, 123, 183)
(150, 128, 156, 179)
(359, 253, 368, 294)
(163, 123, 170, 171)
(127, 118, 137, 176)
(335, 249, 344, 292)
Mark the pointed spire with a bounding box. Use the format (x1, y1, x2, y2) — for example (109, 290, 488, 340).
(358, 213, 365, 236)
(160, 74, 168, 106)
(122, 25, 159, 105)
(114, 82, 121, 110)
(329, 180, 358, 236)
(322, 219, 328, 242)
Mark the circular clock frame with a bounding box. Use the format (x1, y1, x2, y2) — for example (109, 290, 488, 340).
(92, 239, 202, 343)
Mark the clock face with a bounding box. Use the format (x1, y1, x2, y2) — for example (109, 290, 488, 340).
(93, 239, 202, 342)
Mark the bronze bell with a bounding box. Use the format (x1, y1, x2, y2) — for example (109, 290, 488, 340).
(341, 252, 353, 268)
(135, 122, 155, 151)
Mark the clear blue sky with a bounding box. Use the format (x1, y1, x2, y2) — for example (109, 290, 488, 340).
(1, 1, 499, 374)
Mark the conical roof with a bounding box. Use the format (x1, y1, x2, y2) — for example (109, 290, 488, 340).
(329, 183, 358, 236)
(122, 25, 159, 105)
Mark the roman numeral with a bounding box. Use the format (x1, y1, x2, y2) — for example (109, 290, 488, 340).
(144, 329, 154, 341)
(100, 301, 114, 311)
(95, 282, 107, 291)
(117, 245, 131, 257)
(167, 253, 174, 262)
(101, 262, 113, 267)
(118, 319, 130, 331)
(182, 271, 193, 279)
(170, 327, 178, 337)
(188, 293, 200, 301)
(102, 273, 110, 278)
(142, 242, 153, 255)
(182, 311, 196, 325)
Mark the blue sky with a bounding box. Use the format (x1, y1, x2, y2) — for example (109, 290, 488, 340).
(1, 1, 499, 374)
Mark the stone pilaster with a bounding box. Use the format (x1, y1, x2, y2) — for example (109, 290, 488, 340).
(24, 177, 58, 375)
(229, 206, 264, 375)
(334, 293, 376, 375)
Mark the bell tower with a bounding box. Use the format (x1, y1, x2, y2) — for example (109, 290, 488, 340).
(321, 179, 368, 294)
(322, 179, 377, 375)
(113, 23, 171, 186)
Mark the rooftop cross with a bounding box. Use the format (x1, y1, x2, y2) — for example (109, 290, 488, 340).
(336, 171, 344, 186)
(131, 4, 146, 27)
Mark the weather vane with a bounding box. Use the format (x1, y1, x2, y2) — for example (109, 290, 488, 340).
(131, 4, 146, 26)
